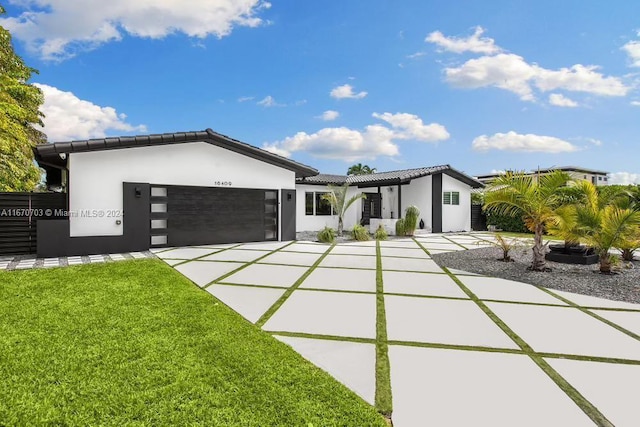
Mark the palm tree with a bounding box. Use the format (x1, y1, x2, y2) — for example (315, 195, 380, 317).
(552, 181, 640, 273)
(321, 183, 366, 236)
(583, 206, 640, 273)
(484, 170, 571, 271)
(347, 163, 376, 175)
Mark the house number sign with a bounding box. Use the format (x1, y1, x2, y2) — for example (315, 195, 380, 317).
(214, 181, 233, 186)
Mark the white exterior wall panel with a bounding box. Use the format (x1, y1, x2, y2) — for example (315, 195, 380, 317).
(68, 142, 295, 237)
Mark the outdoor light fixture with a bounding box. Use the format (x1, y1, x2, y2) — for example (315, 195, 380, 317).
(135, 187, 142, 198)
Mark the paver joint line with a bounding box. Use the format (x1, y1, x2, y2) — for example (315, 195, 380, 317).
(203, 241, 297, 289)
(540, 287, 640, 342)
(374, 240, 393, 417)
(436, 264, 615, 427)
(254, 243, 336, 327)
(170, 243, 245, 268)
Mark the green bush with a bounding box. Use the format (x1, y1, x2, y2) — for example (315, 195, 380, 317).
(485, 212, 528, 233)
(395, 218, 406, 236)
(374, 224, 388, 241)
(351, 224, 370, 241)
(317, 226, 335, 243)
(404, 206, 420, 236)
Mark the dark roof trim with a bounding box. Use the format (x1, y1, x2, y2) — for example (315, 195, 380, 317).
(34, 128, 318, 178)
(297, 165, 483, 188)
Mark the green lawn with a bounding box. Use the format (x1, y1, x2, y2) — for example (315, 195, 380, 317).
(0, 259, 386, 426)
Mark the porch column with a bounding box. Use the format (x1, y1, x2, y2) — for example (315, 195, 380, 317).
(397, 183, 402, 218)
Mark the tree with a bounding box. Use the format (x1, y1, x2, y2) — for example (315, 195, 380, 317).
(347, 163, 376, 175)
(1, 6, 46, 191)
(550, 180, 640, 272)
(321, 183, 366, 236)
(484, 170, 571, 271)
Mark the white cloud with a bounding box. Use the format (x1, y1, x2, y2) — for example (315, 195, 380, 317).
(472, 131, 579, 153)
(549, 93, 578, 107)
(587, 138, 603, 146)
(426, 26, 501, 55)
(371, 112, 450, 142)
(533, 64, 628, 96)
(407, 51, 426, 59)
(263, 126, 399, 161)
(0, 0, 271, 60)
(35, 83, 146, 141)
(631, 101, 640, 106)
(264, 112, 449, 161)
(622, 32, 640, 67)
(609, 172, 640, 185)
(257, 95, 283, 107)
(330, 84, 368, 100)
(317, 110, 340, 121)
(444, 53, 629, 101)
(238, 96, 254, 102)
(445, 53, 537, 100)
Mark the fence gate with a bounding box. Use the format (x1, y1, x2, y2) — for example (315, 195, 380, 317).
(471, 204, 487, 231)
(0, 192, 67, 256)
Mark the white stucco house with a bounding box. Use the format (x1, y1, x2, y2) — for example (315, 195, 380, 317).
(296, 166, 483, 235)
(34, 129, 482, 257)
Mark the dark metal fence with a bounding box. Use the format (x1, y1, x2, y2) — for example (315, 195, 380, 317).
(471, 204, 487, 231)
(0, 192, 67, 255)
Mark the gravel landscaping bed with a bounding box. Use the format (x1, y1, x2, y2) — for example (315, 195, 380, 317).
(432, 246, 640, 305)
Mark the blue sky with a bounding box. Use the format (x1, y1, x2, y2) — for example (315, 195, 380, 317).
(2, 0, 640, 183)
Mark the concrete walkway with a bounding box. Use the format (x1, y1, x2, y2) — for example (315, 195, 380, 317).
(0, 251, 154, 270)
(156, 234, 640, 427)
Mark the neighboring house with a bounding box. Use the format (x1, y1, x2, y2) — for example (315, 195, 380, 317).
(34, 129, 482, 257)
(296, 166, 483, 234)
(476, 166, 609, 186)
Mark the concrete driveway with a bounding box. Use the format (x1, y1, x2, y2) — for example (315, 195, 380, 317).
(155, 233, 640, 427)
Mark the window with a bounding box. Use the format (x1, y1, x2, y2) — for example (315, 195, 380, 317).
(443, 191, 460, 205)
(452, 192, 460, 205)
(305, 192, 314, 215)
(315, 192, 332, 215)
(598, 176, 603, 181)
(604, 177, 608, 182)
(305, 191, 334, 215)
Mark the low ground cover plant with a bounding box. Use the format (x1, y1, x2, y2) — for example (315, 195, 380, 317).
(317, 226, 335, 243)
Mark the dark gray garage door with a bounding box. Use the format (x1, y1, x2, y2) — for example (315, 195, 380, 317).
(149, 185, 278, 247)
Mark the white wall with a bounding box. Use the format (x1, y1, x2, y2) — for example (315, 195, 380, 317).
(441, 173, 471, 232)
(399, 175, 432, 231)
(295, 184, 363, 232)
(68, 142, 295, 237)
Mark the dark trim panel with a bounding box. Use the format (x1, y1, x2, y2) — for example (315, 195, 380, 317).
(432, 173, 442, 233)
(37, 183, 150, 257)
(281, 189, 296, 241)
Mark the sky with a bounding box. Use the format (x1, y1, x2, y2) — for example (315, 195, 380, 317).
(2, 0, 640, 183)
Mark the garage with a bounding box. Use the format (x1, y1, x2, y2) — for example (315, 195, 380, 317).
(149, 185, 279, 247)
(34, 129, 316, 257)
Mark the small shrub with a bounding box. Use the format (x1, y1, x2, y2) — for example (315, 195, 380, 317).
(485, 212, 528, 233)
(374, 224, 388, 241)
(404, 206, 420, 236)
(478, 233, 527, 261)
(351, 224, 370, 241)
(395, 218, 406, 236)
(317, 226, 335, 243)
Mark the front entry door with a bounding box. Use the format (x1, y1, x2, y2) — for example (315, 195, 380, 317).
(361, 193, 382, 225)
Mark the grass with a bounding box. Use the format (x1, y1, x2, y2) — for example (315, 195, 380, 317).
(0, 259, 386, 426)
(374, 242, 392, 417)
